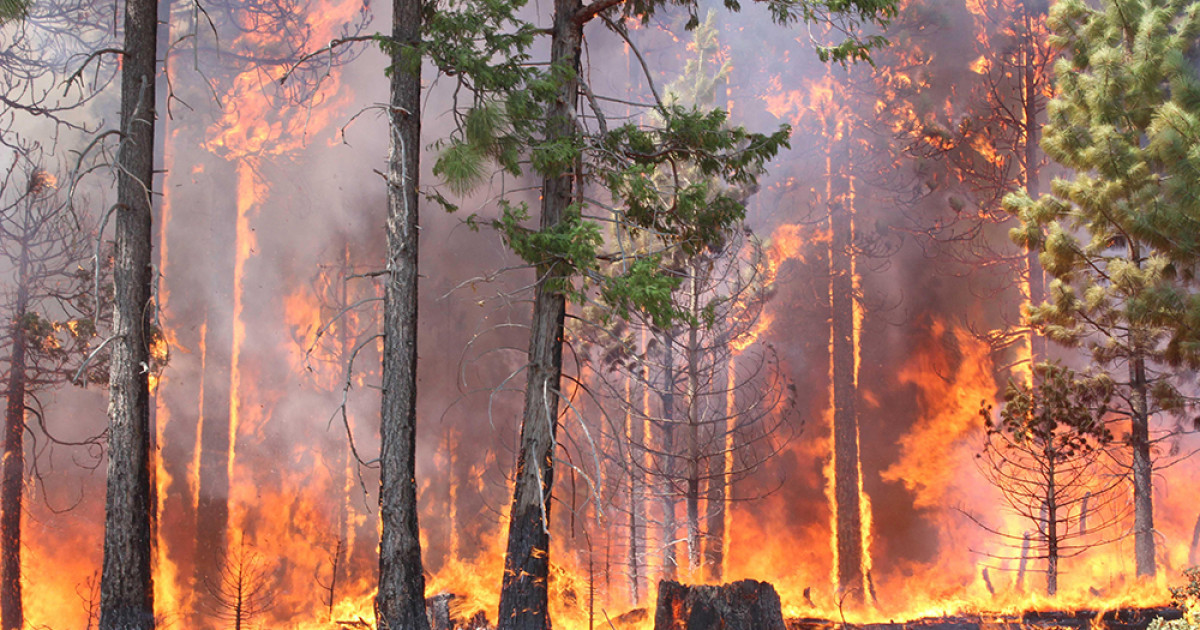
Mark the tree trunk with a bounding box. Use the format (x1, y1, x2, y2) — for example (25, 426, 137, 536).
(100, 0, 159, 624)
(495, 0, 580, 627)
(627, 371, 644, 604)
(702, 348, 728, 584)
(195, 189, 235, 612)
(1045, 454, 1057, 596)
(1129, 351, 1155, 578)
(1021, 0, 1045, 365)
(830, 151, 864, 605)
(374, 0, 430, 626)
(654, 580, 786, 630)
(659, 332, 678, 583)
(685, 268, 702, 575)
(2, 242, 29, 630)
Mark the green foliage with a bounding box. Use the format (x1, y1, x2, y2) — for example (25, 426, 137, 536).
(1003, 0, 1200, 404)
(598, 106, 790, 257)
(976, 362, 1120, 588)
(981, 362, 1113, 460)
(0, 0, 29, 24)
(415, 0, 889, 332)
(433, 141, 488, 196)
(495, 201, 602, 296)
(1148, 567, 1200, 630)
(598, 255, 683, 329)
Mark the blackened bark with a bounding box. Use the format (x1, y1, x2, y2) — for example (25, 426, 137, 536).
(496, 1, 581, 626)
(195, 296, 232, 612)
(653, 580, 786, 630)
(830, 164, 863, 604)
(375, 0, 430, 626)
(100, 0, 159, 625)
(194, 177, 236, 616)
(2, 246, 29, 630)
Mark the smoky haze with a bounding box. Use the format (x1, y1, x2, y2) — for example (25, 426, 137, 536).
(9, 0, 1200, 627)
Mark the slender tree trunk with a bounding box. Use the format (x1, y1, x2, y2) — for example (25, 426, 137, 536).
(195, 172, 236, 615)
(333, 242, 353, 594)
(830, 148, 864, 606)
(495, 1, 581, 627)
(1021, 0, 1045, 365)
(2, 242, 29, 630)
(375, 0, 430, 626)
(659, 332, 678, 583)
(702, 346, 728, 584)
(1045, 454, 1057, 596)
(1124, 242, 1156, 578)
(626, 372, 643, 604)
(685, 268, 702, 575)
(100, 0, 159, 624)
(1130, 351, 1156, 577)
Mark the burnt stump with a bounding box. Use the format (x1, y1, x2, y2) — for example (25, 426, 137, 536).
(654, 579, 787, 630)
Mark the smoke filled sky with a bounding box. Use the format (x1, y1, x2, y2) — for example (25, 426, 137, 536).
(5, 0, 1200, 628)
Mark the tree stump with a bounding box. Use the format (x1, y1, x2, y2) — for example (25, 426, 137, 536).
(426, 593, 454, 630)
(654, 579, 786, 630)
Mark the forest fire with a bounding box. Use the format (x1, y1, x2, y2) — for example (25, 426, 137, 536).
(3, 0, 1200, 627)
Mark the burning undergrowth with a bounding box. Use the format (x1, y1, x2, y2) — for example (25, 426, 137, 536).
(7, 0, 1200, 628)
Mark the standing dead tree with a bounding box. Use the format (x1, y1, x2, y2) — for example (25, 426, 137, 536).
(976, 362, 1126, 595)
(0, 147, 105, 630)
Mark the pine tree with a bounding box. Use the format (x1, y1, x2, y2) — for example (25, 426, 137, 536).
(375, 0, 430, 625)
(977, 363, 1120, 595)
(100, 0, 160, 626)
(1003, 0, 1200, 578)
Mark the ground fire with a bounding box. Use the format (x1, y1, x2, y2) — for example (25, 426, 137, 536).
(1, 0, 1200, 628)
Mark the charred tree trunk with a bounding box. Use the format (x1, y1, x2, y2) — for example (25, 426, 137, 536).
(830, 148, 864, 605)
(2, 238, 29, 630)
(685, 268, 702, 575)
(495, 0, 580, 627)
(195, 178, 236, 613)
(100, 0, 159, 624)
(374, 0, 430, 626)
(654, 580, 786, 630)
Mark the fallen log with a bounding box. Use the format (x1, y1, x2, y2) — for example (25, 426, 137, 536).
(654, 579, 787, 630)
